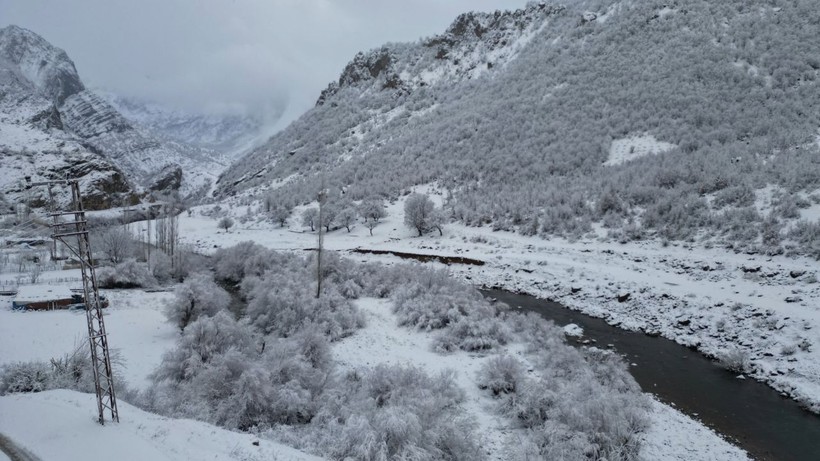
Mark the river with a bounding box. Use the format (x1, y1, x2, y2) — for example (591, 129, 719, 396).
(485, 289, 820, 461)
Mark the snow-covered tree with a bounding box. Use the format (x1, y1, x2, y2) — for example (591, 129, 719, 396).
(165, 272, 231, 331)
(218, 217, 234, 233)
(337, 207, 358, 232)
(359, 198, 387, 222)
(270, 205, 291, 227)
(403, 193, 436, 236)
(302, 208, 318, 232)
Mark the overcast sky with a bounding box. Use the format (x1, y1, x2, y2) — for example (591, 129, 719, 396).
(0, 0, 529, 124)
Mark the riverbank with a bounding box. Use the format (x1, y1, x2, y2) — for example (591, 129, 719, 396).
(170, 194, 820, 415)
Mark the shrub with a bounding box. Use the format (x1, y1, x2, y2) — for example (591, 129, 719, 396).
(433, 315, 512, 353)
(97, 259, 157, 288)
(718, 346, 750, 373)
(0, 361, 50, 394)
(165, 272, 231, 331)
(148, 318, 332, 430)
(245, 272, 364, 340)
(302, 364, 483, 461)
(476, 355, 526, 396)
(0, 346, 95, 395)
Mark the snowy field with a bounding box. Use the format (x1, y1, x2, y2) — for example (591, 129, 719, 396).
(160, 188, 820, 414)
(0, 390, 320, 461)
(0, 289, 176, 390)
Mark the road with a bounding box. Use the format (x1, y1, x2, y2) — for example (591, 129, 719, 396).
(0, 433, 40, 461)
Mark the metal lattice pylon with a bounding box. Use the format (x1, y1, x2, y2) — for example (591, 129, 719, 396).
(44, 180, 119, 424)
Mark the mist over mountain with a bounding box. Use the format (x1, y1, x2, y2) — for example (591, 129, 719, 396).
(99, 92, 268, 156)
(217, 0, 820, 256)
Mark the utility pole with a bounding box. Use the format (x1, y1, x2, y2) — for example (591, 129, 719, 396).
(26, 177, 119, 425)
(316, 187, 326, 299)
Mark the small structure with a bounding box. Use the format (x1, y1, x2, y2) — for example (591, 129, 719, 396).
(12, 285, 76, 310)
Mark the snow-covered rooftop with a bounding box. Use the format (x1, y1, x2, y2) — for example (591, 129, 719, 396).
(14, 285, 74, 303)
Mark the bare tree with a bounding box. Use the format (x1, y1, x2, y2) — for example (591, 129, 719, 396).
(28, 262, 42, 284)
(97, 226, 134, 264)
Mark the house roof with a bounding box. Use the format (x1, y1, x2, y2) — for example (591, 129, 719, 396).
(14, 285, 75, 303)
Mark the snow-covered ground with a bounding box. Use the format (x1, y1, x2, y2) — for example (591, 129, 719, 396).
(604, 134, 677, 166)
(166, 188, 820, 414)
(0, 263, 749, 459)
(0, 390, 320, 461)
(0, 289, 176, 390)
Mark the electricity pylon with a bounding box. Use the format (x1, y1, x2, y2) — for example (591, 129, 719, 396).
(27, 177, 119, 424)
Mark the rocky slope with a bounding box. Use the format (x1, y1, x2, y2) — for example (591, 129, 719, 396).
(0, 25, 228, 208)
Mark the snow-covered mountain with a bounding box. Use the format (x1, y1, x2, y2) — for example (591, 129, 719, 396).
(99, 92, 266, 158)
(0, 25, 137, 209)
(217, 0, 820, 256)
(0, 25, 228, 208)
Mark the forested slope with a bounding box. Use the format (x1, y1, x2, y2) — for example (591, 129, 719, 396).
(218, 0, 820, 255)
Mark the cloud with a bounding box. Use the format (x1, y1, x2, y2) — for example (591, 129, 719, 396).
(0, 0, 528, 121)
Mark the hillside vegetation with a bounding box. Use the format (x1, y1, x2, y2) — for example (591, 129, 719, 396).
(218, 0, 820, 256)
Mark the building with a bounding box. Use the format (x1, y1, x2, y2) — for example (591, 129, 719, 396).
(12, 285, 77, 311)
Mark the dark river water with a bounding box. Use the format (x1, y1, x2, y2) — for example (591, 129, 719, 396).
(484, 289, 820, 461)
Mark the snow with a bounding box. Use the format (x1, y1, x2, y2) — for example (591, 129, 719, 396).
(563, 323, 584, 337)
(605, 134, 676, 166)
(640, 398, 749, 461)
(13, 285, 74, 303)
(658, 7, 677, 18)
(332, 298, 747, 460)
(0, 288, 176, 389)
(0, 390, 321, 461)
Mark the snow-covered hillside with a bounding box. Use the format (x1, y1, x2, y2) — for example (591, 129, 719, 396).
(215, 0, 820, 258)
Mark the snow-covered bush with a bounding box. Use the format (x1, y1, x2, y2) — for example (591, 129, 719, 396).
(0, 361, 50, 394)
(491, 312, 650, 460)
(148, 250, 173, 283)
(391, 268, 487, 330)
(97, 259, 157, 288)
(718, 346, 750, 373)
(152, 311, 257, 384)
(433, 314, 512, 352)
(148, 315, 332, 430)
(788, 220, 820, 259)
(245, 272, 363, 340)
(293, 364, 483, 461)
(165, 272, 231, 331)
(476, 355, 526, 396)
(0, 347, 95, 395)
(213, 241, 284, 283)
